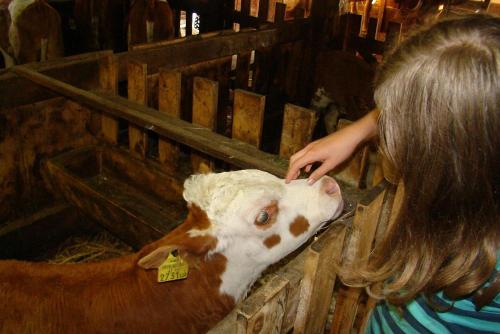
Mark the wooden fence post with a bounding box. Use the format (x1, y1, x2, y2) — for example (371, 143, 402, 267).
(232, 89, 266, 148)
(293, 224, 348, 334)
(191, 77, 219, 173)
(158, 69, 182, 168)
(236, 275, 289, 334)
(279, 104, 317, 158)
(329, 181, 394, 334)
(127, 59, 148, 158)
(99, 54, 119, 144)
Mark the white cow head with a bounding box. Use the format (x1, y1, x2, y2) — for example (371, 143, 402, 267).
(182, 169, 344, 300)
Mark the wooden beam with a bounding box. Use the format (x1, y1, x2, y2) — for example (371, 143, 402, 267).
(0, 51, 110, 109)
(12, 66, 289, 177)
(117, 22, 308, 81)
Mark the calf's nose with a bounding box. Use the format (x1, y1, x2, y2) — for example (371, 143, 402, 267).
(320, 176, 341, 196)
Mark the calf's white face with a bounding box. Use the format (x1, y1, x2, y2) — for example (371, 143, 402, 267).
(183, 169, 343, 300)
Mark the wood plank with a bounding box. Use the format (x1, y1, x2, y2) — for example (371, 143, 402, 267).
(334, 119, 370, 189)
(191, 77, 219, 173)
(232, 89, 266, 148)
(237, 275, 288, 334)
(127, 59, 148, 159)
(293, 224, 348, 334)
(158, 69, 182, 167)
(279, 104, 317, 158)
(330, 182, 388, 334)
(258, 0, 270, 21)
(235, 52, 252, 89)
(99, 54, 119, 145)
(11, 66, 290, 177)
(274, 2, 286, 24)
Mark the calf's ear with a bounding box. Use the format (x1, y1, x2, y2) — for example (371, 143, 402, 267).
(138, 245, 177, 269)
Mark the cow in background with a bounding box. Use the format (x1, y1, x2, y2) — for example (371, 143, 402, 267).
(0, 0, 63, 68)
(73, 0, 130, 52)
(128, 0, 175, 49)
(0, 170, 343, 333)
(311, 50, 376, 133)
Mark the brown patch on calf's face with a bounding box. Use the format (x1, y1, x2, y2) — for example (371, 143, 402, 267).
(289, 216, 310, 236)
(263, 234, 281, 249)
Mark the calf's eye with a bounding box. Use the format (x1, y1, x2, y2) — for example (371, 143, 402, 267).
(256, 211, 269, 225)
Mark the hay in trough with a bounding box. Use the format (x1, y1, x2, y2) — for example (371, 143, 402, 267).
(48, 231, 133, 264)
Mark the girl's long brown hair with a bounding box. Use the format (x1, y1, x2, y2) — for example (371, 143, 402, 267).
(345, 14, 500, 306)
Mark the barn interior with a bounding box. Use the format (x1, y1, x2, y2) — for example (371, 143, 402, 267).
(0, 0, 498, 333)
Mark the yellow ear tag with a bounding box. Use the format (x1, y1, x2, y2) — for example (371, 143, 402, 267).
(157, 251, 189, 283)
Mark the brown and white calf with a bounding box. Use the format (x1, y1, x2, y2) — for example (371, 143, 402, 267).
(0, 169, 343, 333)
(0, 0, 63, 67)
(127, 0, 175, 49)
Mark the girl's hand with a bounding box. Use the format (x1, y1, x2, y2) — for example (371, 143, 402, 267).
(285, 109, 380, 184)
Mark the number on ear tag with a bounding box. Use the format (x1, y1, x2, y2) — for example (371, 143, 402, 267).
(157, 251, 189, 282)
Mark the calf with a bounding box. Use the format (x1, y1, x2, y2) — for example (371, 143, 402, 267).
(127, 0, 175, 49)
(0, 169, 343, 333)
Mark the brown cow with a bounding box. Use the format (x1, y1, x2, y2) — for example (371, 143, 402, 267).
(0, 170, 343, 333)
(128, 0, 175, 49)
(2, 0, 63, 65)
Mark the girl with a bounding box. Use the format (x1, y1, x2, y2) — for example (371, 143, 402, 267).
(286, 14, 499, 333)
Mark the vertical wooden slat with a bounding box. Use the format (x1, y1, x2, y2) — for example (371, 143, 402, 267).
(293, 225, 348, 334)
(158, 69, 182, 167)
(274, 2, 286, 24)
(99, 54, 119, 144)
(191, 77, 219, 173)
(236, 275, 289, 334)
(127, 59, 148, 158)
(375, 0, 387, 41)
(268, 0, 277, 22)
(359, 0, 372, 38)
(186, 11, 193, 36)
(335, 119, 371, 189)
(330, 182, 390, 334)
(235, 52, 251, 89)
(285, 40, 304, 100)
(258, 0, 269, 21)
(279, 104, 317, 158)
(232, 89, 266, 148)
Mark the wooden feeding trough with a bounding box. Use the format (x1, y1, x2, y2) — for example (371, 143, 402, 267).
(0, 0, 400, 332)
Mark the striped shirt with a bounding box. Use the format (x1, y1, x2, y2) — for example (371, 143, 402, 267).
(366, 253, 500, 333)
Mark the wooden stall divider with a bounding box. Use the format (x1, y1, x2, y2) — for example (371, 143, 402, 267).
(232, 89, 266, 148)
(267, 0, 278, 22)
(235, 52, 252, 89)
(98, 54, 119, 144)
(334, 119, 371, 189)
(274, 2, 287, 24)
(293, 224, 348, 334)
(236, 275, 289, 334)
(191, 77, 219, 173)
(329, 181, 394, 334)
(240, 0, 251, 28)
(359, 0, 372, 38)
(127, 59, 149, 158)
(279, 103, 317, 158)
(258, 0, 270, 22)
(375, 0, 387, 41)
(158, 69, 182, 169)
